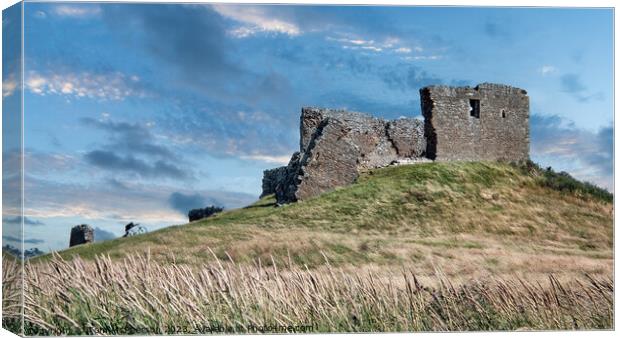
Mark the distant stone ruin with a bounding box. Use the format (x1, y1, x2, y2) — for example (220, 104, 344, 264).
(69, 224, 94, 247)
(262, 83, 530, 204)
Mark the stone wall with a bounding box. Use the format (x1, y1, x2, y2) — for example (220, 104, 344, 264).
(266, 107, 426, 204)
(69, 224, 94, 247)
(387, 118, 427, 158)
(420, 83, 529, 162)
(261, 166, 288, 198)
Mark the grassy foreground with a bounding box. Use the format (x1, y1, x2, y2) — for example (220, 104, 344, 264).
(5, 161, 613, 333)
(3, 253, 613, 334)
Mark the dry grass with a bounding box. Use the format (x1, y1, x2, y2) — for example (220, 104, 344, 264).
(3, 252, 613, 335)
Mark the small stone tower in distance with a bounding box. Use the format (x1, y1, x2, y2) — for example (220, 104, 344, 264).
(69, 224, 94, 247)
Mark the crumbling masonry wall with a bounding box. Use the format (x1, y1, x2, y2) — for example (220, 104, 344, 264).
(262, 107, 426, 204)
(420, 83, 529, 162)
(260, 166, 288, 198)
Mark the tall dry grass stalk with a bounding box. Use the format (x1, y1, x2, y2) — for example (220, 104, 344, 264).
(2, 251, 613, 335)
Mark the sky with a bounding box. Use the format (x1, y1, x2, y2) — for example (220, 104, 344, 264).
(1, 2, 614, 252)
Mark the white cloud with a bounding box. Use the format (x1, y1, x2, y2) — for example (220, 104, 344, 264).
(401, 55, 442, 61)
(212, 4, 300, 37)
(349, 39, 372, 45)
(361, 45, 383, 52)
(240, 154, 291, 165)
(539, 65, 557, 76)
(2, 75, 17, 98)
(330, 37, 383, 53)
(25, 70, 146, 101)
(327, 35, 424, 56)
(53, 5, 101, 18)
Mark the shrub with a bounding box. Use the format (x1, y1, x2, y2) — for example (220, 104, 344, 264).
(188, 205, 224, 222)
(513, 160, 612, 203)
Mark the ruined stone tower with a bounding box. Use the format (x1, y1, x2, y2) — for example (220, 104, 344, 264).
(262, 83, 530, 204)
(420, 83, 529, 162)
(69, 224, 94, 247)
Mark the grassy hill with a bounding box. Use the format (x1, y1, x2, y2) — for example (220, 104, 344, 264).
(37, 161, 613, 280)
(10, 161, 613, 334)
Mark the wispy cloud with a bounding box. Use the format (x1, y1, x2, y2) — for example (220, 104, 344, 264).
(24, 175, 255, 223)
(240, 154, 292, 165)
(381, 65, 443, 91)
(167, 192, 224, 216)
(158, 96, 298, 163)
(539, 65, 557, 76)
(3, 216, 45, 226)
(25, 70, 146, 101)
(327, 36, 424, 55)
(560, 73, 587, 93)
(212, 4, 300, 37)
(81, 117, 173, 158)
(84, 150, 189, 180)
(2, 74, 17, 98)
(25, 151, 77, 175)
(101, 4, 294, 106)
(394, 47, 412, 54)
(81, 116, 192, 181)
(3, 235, 45, 244)
(560, 73, 604, 102)
(52, 4, 101, 18)
(531, 114, 613, 191)
(401, 55, 442, 61)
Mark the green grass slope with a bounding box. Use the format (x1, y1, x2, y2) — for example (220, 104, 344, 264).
(38, 161, 613, 279)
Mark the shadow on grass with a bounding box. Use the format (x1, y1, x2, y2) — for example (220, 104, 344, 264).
(243, 202, 278, 209)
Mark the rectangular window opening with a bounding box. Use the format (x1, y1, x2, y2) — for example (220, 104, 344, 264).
(469, 99, 480, 118)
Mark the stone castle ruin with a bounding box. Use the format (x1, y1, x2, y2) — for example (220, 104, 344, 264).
(69, 224, 94, 247)
(421, 83, 529, 161)
(262, 83, 530, 204)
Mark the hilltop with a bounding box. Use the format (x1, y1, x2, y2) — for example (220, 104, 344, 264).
(38, 161, 612, 280)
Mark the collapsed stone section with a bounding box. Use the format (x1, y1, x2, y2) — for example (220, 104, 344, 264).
(420, 83, 529, 162)
(260, 166, 288, 198)
(386, 118, 426, 158)
(264, 107, 426, 204)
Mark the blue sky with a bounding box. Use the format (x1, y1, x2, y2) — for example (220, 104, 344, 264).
(2, 3, 614, 252)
